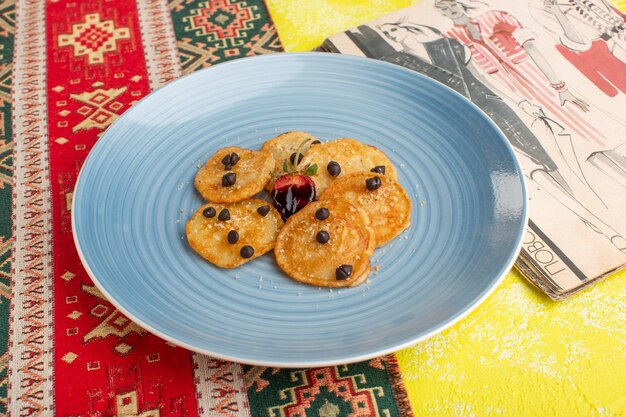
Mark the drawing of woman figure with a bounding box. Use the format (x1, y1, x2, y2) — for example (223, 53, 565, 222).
(434, 0, 609, 146)
(529, 0, 626, 97)
(373, 22, 625, 252)
(376, 21, 558, 172)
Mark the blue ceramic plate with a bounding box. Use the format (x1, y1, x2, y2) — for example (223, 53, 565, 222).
(73, 53, 527, 367)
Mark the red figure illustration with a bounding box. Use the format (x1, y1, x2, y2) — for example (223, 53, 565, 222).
(530, 0, 626, 97)
(435, 0, 608, 145)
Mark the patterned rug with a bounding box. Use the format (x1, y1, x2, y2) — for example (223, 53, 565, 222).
(3, 0, 413, 415)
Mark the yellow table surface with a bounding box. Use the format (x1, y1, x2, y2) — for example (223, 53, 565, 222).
(267, 1, 626, 415)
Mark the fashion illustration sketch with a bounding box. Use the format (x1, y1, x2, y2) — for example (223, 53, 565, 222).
(529, 0, 626, 97)
(433, 0, 611, 146)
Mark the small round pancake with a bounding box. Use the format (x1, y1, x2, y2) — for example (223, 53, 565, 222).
(321, 173, 411, 247)
(260, 131, 321, 191)
(195, 146, 274, 203)
(275, 200, 375, 287)
(186, 199, 282, 268)
(299, 138, 397, 197)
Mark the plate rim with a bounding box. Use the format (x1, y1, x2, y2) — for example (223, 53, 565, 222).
(72, 52, 529, 367)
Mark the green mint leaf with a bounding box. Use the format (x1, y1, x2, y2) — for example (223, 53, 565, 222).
(283, 160, 289, 172)
(305, 164, 318, 176)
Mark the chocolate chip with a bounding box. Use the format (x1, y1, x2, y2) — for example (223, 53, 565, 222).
(316, 230, 329, 244)
(257, 205, 271, 217)
(366, 176, 382, 191)
(227, 230, 239, 244)
(336, 264, 353, 280)
(290, 152, 304, 165)
(224, 164, 232, 170)
(230, 153, 240, 165)
(315, 208, 330, 220)
(218, 208, 230, 221)
(371, 165, 386, 175)
(221, 154, 232, 166)
(202, 207, 216, 218)
(311, 140, 322, 145)
(222, 172, 236, 187)
(240, 245, 254, 258)
(327, 161, 341, 177)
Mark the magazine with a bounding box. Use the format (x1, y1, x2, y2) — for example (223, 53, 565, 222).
(319, 0, 626, 299)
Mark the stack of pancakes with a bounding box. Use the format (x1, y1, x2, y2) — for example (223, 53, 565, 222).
(187, 132, 411, 288)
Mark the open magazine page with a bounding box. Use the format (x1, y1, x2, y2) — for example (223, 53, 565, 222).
(322, 0, 626, 299)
